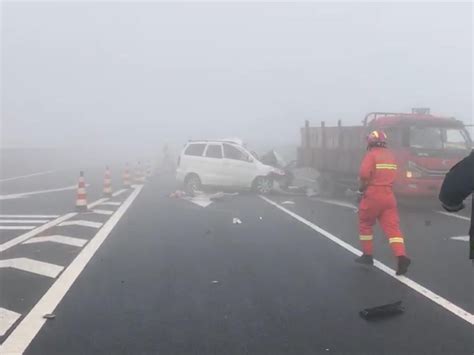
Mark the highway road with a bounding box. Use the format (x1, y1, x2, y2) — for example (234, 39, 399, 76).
(0, 154, 472, 354)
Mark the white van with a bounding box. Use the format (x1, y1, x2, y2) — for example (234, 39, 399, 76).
(176, 140, 284, 194)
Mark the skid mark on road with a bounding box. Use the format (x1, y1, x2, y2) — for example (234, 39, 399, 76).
(0, 185, 143, 354)
(261, 196, 474, 326)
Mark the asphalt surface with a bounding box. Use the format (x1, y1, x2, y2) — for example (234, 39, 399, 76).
(0, 158, 473, 354)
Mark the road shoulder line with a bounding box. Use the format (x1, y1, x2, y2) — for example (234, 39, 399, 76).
(260, 195, 474, 326)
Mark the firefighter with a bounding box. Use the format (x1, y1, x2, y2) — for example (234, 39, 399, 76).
(439, 150, 473, 259)
(355, 130, 411, 275)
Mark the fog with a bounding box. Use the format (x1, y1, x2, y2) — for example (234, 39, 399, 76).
(1, 2, 472, 156)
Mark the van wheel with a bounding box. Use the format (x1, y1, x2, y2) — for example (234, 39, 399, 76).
(184, 174, 201, 196)
(253, 176, 273, 194)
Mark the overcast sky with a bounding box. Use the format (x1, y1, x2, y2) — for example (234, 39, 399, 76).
(1, 2, 472, 150)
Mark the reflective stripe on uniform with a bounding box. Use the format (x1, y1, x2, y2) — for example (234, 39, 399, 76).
(360, 235, 373, 241)
(389, 237, 404, 244)
(376, 164, 397, 170)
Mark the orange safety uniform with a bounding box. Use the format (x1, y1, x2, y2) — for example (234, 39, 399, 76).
(358, 147, 407, 257)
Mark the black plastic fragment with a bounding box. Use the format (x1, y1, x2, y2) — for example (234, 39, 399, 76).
(359, 301, 404, 321)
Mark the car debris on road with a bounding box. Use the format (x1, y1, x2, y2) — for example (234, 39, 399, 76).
(232, 218, 242, 225)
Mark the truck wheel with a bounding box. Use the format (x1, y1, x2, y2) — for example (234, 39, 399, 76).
(184, 174, 201, 196)
(253, 176, 273, 194)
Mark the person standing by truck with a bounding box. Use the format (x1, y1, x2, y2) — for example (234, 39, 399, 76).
(355, 130, 411, 275)
(439, 150, 474, 259)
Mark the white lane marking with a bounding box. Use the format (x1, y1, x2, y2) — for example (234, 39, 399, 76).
(0, 197, 108, 253)
(0, 185, 143, 354)
(58, 220, 103, 229)
(0, 226, 36, 230)
(112, 189, 127, 197)
(260, 195, 474, 325)
(0, 258, 64, 278)
(450, 236, 469, 242)
(0, 170, 56, 183)
(0, 308, 21, 336)
(314, 197, 358, 211)
(0, 214, 76, 253)
(183, 196, 213, 208)
(0, 219, 50, 224)
(99, 201, 121, 206)
(281, 200, 295, 205)
(23, 235, 88, 247)
(0, 214, 59, 218)
(0, 185, 79, 200)
(88, 198, 109, 209)
(436, 211, 471, 222)
(92, 209, 114, 216)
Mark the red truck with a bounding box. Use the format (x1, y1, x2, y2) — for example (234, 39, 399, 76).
(298, 109, 472, 198)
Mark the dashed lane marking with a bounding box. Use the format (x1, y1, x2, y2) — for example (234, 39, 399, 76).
(260, 195, 474, 325)
(112, 189, 127, 197)
(58, 220, 103, 229)
(0, 215, 59, 218)
(450, 236, 469, 242)
(436, 211, 471, 222)
(92, 209, 114, 216)
(0, 170, 56, 183)
(0, 185, 79, 200)
(0, 226, 36, 230)
(0, 308, 21, 336)
(0, 258, 64, 278)
(0, 219, 50, 224)
(0, 185, 143, 354)
(99, 201, 121, 206)
(23, 235, 88, 247)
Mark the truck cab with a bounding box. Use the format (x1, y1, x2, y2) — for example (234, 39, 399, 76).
(365, 109, 472, 197)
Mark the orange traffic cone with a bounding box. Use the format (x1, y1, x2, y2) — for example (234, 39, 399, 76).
(134, 161, 145, 184)
(76, 171, 88, 212)
(123, 164, 131, 188)
(103, 166, 113, 197)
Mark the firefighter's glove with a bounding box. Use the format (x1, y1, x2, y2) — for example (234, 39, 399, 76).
(356, 190, 364, 204)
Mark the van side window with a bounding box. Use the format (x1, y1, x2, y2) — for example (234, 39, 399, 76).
(205, 144, 223, 159)
(223, 144, 249, 161)
(184, 143, 206, 156)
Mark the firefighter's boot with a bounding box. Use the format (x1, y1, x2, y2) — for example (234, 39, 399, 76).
(355, 254, 374, 266)
(396, 256, 411, 275)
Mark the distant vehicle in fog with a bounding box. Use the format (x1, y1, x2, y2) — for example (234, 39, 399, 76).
(176, 139, 285, 194)
(299, 108, 472, 198)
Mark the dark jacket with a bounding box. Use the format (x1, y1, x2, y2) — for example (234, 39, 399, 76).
(439, 150, 474, 259)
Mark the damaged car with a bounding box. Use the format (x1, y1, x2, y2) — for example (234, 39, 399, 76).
(176, 139, 285, 194)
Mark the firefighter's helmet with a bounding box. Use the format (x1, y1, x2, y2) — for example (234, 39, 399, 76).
(367, 130, 388, 147)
